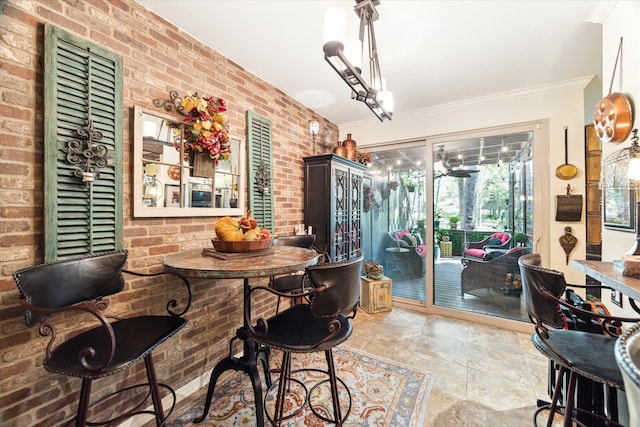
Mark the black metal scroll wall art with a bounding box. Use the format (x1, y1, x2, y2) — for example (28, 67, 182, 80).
(62, 120, 108, 185)
(255, 161, 271, 194)
(153, 90, 190, 115)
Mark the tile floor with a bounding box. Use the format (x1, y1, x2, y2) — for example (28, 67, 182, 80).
(133, 306, 551, 427)
(348, 307, 550, 426)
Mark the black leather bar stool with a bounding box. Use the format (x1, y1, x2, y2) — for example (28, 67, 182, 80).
(245, 255, 363, 426)
(519, 254, 639, 427)
(12, 250, 187, 426)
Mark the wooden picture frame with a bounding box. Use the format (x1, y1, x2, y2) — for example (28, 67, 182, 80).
(165, 184, 180, 208)
(603, 187, 635, 231)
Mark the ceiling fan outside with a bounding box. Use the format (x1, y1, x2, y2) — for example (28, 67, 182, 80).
(435, 146, 480, 178)
(447, 168, 479, 178)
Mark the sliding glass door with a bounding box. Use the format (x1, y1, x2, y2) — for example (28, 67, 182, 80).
(363, 122, 538, 323)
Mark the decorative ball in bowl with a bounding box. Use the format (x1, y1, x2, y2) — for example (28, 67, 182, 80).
(211, 238, 273, 253)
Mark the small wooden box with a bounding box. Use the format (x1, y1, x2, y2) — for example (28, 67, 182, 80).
(360, 276, 392, 314)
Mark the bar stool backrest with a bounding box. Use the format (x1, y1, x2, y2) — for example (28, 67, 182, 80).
(518, 253, 566, 330)
(14, 250, 128, 326)
(306, 255, 363, 318)
(273, 234, 316, 249)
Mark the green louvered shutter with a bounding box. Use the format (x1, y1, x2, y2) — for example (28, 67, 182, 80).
(44, 24, 123, 262)
(246, 111, 274, 232)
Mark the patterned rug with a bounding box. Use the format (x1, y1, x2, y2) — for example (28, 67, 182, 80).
(165, 346, 434, 426)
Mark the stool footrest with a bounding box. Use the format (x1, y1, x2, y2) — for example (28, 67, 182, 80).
(69, 382, 177, 426)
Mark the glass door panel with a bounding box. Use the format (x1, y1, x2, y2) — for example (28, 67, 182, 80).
(432, 131, 533, 322)
(362, 144, 428, 303)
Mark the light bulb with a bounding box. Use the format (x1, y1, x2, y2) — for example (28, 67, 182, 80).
(309, 120, 320, 136)
(628, 157, 640, 181)
(344, 38, 362, 70)
(323, 7, 346, 44)
(377, 90, 393, 113)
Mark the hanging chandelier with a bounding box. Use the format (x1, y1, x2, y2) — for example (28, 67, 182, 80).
(323, 0, 393, 122)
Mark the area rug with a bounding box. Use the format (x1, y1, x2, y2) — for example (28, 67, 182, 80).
(165, 346, 434, 426)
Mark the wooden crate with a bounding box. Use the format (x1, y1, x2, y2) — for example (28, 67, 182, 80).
(360, 276, 392, 313)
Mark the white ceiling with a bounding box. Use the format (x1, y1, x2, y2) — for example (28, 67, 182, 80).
(137, 0, 603, 126)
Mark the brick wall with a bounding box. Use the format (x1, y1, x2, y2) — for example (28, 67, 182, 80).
(0, 1, 337, 425)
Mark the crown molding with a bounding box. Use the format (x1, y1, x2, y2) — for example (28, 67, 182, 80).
(397, 76, 596, 120)
(341, 76, 596, 127)
(585, 0, 617, 24)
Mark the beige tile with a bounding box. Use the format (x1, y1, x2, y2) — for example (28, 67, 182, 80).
(351, 307, 546, 426)
(466, 366, 538, 411)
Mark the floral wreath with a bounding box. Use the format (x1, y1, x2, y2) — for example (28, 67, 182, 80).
(169, 92, 231, 165)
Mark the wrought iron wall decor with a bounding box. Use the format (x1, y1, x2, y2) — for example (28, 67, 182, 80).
(62, 120, 108, 184)
(152, 90, 192, 116)
(255, 161, 271, 194)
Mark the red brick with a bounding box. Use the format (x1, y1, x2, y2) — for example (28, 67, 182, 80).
(0, 0, 327, 425)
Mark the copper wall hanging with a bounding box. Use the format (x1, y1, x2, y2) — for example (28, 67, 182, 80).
(593, 37, 634, 143)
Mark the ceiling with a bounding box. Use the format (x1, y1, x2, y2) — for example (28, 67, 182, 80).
(369, 131, 532, 177)
(137, 0, 603, 126)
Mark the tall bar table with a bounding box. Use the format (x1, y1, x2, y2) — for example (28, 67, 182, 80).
(571, 259, 640, 312)
(163, 246, 319, 426)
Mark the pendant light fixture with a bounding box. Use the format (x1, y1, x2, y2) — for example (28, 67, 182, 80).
(323, 0, 393, 122)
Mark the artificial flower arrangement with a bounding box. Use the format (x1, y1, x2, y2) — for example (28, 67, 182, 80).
(362, 260, 383, 279)
(355, 150, 371, 166)
(170, 92, 231, 165)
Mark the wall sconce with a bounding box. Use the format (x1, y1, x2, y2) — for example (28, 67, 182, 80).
(255, 161, 271, 194)
(309, 120, 320, 142)
(62, 120, 108, 186)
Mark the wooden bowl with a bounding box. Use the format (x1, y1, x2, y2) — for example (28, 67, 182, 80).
(211, 238, 272, 253)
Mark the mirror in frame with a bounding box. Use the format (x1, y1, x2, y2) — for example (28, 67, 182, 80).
(132, 106, 245, 217)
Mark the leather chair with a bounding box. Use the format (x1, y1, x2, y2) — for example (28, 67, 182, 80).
(271, 234, 317, 313)
(245, 254, 363, 426)
(616, 321, 640, 427)
(519, 254, 638, 427)
(12, 250, 187, 426)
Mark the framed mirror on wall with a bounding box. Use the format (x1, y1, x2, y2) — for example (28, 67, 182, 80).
(132, 106, 245, 217)
(603, 186, 635, 231)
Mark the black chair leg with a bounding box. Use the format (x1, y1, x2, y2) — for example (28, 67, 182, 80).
(274, 351, 292, 425)
(256, 343, 272, 387)
(325, 349, 343, 425)
(144, 353, 165, 426)
(275, 295, 282, 315)
(537, 365, 565, 427)
(563, 371, 577, 427)
(76, 378, 92, 427)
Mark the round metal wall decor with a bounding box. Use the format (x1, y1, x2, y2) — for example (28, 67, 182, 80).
(593, 92, 633, 143)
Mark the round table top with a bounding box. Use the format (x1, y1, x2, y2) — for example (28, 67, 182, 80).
(163, 246, 320, 279)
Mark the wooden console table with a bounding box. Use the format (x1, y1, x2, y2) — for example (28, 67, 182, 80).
(571, 259, 640, 302)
